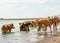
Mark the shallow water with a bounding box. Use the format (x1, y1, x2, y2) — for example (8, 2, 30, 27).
(0, 20, 60, 43)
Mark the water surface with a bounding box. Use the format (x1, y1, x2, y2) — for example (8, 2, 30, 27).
(0, 20, 60, 43)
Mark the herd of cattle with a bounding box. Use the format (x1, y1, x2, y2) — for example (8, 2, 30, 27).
(1, 16, 60, 34)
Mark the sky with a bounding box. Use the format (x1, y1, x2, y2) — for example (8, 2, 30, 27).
(0, 0, 60, 18)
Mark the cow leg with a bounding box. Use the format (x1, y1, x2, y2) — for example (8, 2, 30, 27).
(43, 27, 47, 31)
(49, 26, 52, 33)
(2, 29, 7, 33)
(20, 27, 24, 31)
(9, 29, 11, 32)
(53, 23, 57, 35)
(43, 27, 47, 36)
(28, 28, 30, 31)
(44, 27, 47, 33)
(53, 23, 57, 31)
(37, 26, 41, 34)
(56, 23, 57, 30)
(25, 26, 29, 31)
(45, 27, 47, 31)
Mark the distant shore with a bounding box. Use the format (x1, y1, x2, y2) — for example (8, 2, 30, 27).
(0, 16, 59, 20)
(0, 18, 40, 20)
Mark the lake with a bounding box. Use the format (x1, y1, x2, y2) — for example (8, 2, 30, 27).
(0, 20, 60, 43)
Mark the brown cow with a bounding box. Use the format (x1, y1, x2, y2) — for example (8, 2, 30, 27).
(1, 23, 15, 33)
(31, 16, 59, 34)
(37, 18, 53, 33)
(31, 18, 54, 34)
(51, 16, 59, 30)
(19, 21, 33, 31)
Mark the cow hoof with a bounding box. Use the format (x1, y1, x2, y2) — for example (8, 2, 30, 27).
(28, 29, 30, 31)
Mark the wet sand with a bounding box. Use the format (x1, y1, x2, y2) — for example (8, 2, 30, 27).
(36, 32, 60, 43)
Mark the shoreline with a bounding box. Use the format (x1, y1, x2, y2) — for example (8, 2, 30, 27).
(36, 32, 60, 43)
